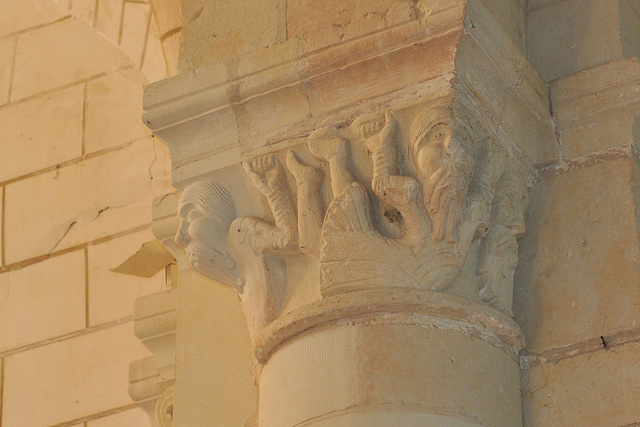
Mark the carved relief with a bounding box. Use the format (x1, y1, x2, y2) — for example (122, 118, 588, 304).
(174, 99, 530, 347)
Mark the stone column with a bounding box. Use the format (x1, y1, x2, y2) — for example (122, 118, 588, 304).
(140, 0, 558, 425)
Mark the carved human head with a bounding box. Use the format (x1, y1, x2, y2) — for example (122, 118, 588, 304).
(408, 103, 475, 242)
(175, 180, 240, 287)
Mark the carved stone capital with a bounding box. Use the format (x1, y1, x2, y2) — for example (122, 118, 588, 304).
(143, 1, 552, 424)
(172, 97, 531, 354)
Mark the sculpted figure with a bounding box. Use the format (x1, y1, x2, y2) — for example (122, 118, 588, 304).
(314, 104, 500, 296)
(175, 180, 242, 293)
(176, 102, 528, 330)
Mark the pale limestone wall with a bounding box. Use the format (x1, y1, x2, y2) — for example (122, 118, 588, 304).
(516, 1, 640, 425)
(0, 1, 174, 425)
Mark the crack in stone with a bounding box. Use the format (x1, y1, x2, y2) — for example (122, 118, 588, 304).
(49, 220, 77, 254)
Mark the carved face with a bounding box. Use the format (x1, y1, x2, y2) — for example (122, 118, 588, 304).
(174, 181, 238, 283)
(409, 108, 474, 242)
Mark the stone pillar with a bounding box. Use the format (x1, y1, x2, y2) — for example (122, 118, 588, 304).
(140, 0, 558, 425)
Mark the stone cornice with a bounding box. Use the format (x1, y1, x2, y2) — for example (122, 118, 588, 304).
(142, 0, 557, 190)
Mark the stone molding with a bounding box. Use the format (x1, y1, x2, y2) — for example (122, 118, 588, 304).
(142, 0, 556, 190)
(255, 288, 525, 365)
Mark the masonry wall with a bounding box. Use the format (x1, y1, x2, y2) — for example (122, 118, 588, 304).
(516, 1, 640, 425)
(0, 1, 173, 425)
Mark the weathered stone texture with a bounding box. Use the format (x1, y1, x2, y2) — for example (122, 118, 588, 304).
(179, 0, 286, 72)
(514, 158, 640, 354)
(522, 342, 640, 426)
(0, 251, 85, 353)
(551, 58, 640, 159)
(527, 0, 639, 81)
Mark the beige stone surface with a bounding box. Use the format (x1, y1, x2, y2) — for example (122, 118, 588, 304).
(88, 231, 165, 326)
(0, 36, 14, 105)
(85, 72, 150, 154)
(95, 0, 123, 42)
(457, 2, 558, 166)
(0, 186, 3, 265)
(120, 2, 151, 67)
(175, 272, 256, 427)
(514, 158, 640, 354)
(0, 251, 85, 353)
(12, 18, 130, 100)
(620, 0, 640, 59)
(478, 0, 525, 52)
(243, 84, 310, 141)
(4, 137, 171, 264)
(0, 0, 69, 38)
(71, 0, 97, 25)
(2, 322, 151, 427)
(0, 84, 83, 182)
(551, 58, 640, 159)
(87, 407, 153, 426)
(179, 0, 286, 72)
(527, 0, 624, 81)
(311, 31, 459, 113)
(261, 323, 521, 427)
(522, 342, 640, 426)
(88, 229, 165, 326)
(141, 18, 168, 83)
(287, 0, 407, 38)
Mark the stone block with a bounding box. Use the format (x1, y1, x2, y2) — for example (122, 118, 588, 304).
(527, 0, 624, 81)
(0, 36, 14, 106)
(175, 272, 256, 427)
(120, 2, 151, 66)
(478, 0, 525, 52)
(243, 84, 310, 143)
(514, 158, 640, 354)
(85, 72, 150, 154)
(0, 0, 68, 38)
(0, 84, 83, 182)
(178, 0, 286, 72)
(87, 408, 153, 426)
(12, 18, 130, 100)
(71, 0, 96, 25)
(0, 251, 85, 353)
(141, 19, 168, 83)
(551, 58, 640, 159)
(0, 186, 3, 265)
(287, 0, 405, 38)
(302, 25, 343, 53)
(522, 342, 640, 426)
(1, 322, 152, 427)
(95, 0, 123, 42)
(4, 138, 171, 264)
(236, 38, 302, 78)
(311, 31, 459, 113)
(88, 229, 165, 326)
(620, 0, 640, 59)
